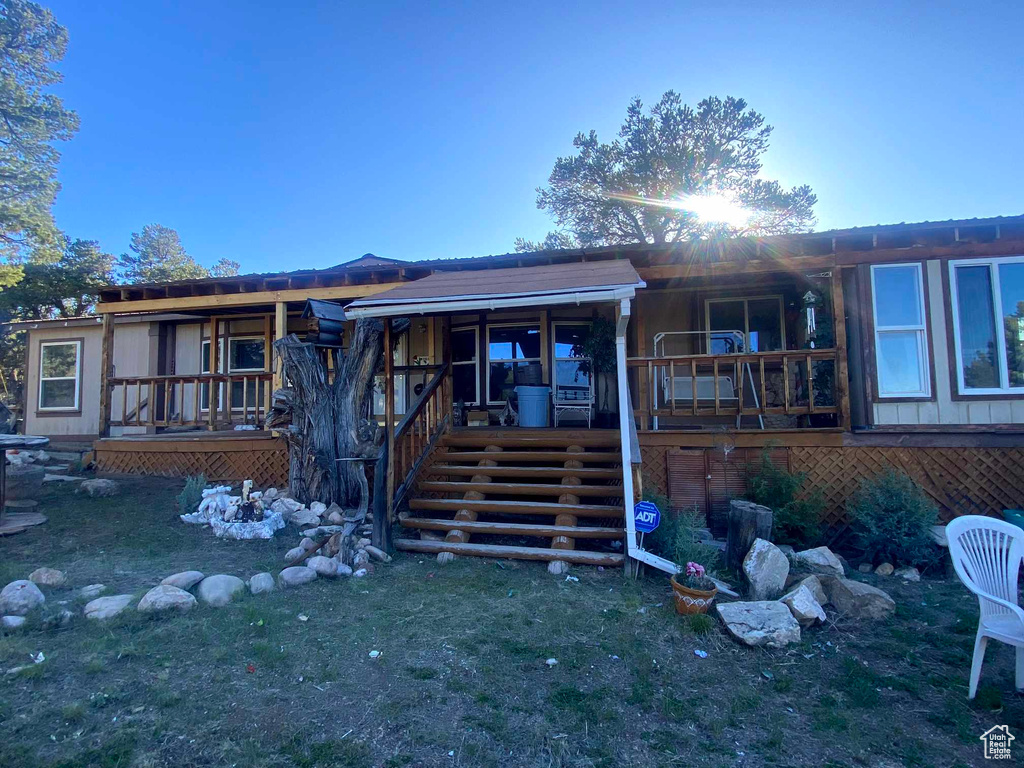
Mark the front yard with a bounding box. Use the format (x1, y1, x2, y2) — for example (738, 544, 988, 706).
(0, 476, 1021, 767)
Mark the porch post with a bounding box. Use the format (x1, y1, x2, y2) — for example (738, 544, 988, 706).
(441, 316, 452, 420)
(208, 316, 219, 430)
(98, 313, 115, 437)
(831, 268, 851, 430)
(273, 301, 287, 390)
(384, 318, 396, 525)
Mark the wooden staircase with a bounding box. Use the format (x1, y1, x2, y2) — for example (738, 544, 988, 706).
(395, 428, 626, 568)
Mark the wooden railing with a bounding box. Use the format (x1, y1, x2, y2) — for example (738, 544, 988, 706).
(107, 372, 273, 429)
(627, 348, 841, 430)
(390, 362, 450, 510)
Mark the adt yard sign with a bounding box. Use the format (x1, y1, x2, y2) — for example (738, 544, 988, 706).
(633, 501, 660, 534)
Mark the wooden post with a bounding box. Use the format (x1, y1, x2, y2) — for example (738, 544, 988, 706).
(384, 318, 395, 525)
(831, 268, 851, 430)
(208, 316, 219, 430)
(441, 316, 453, 420)
(372, 439, 393, 553)
(273, 302, 287, 390)
(98, 314, 115, 437)
(725, 499, 773, 573)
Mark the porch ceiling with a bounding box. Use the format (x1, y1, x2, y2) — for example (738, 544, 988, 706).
(343, 260, 645, 318)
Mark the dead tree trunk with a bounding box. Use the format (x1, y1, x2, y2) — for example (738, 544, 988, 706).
(267, 318, 408, 515)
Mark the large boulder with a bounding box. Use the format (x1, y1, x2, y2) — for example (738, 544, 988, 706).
(716, 601, 801, 648)
(137, 585, 196, 614)
(84, 594, 133, 621)
(307, 555, 338, 578)
(248, 572, 275, 595)
(196, 575, 246, 607)
(161, 571, 205, 590)
(79, 478, 119, 497)
(289, 509, 321, 528)
(29, 567, 67, 587)
(271, 497, 304, 519)
(780, 584, 826, 627)
(789, 575, 827, 606)
(742, 538, 789, 600)
(789, 547, 845, 578)
(0, 580, 45, 616)
(824, 577, 895, 620)
(278, 566, 317, 588)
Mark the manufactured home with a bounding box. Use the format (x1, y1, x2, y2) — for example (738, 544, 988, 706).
(11, 216, 1024, 565)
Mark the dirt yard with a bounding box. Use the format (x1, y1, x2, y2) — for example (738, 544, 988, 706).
(0, 475, 1021, 767)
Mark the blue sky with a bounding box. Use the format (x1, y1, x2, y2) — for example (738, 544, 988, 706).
(46, 0, 1024, 274)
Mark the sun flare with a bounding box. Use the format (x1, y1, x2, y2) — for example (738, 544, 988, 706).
(672, 193, 752, 227)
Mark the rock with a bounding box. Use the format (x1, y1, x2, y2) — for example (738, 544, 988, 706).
(788, 575, 827, 606)
(826, 578, 895, 620)
(364, 545, 392, 563)
(790, 546, 845, 578)
(271, 497, 304, 518)
(1, 615, 26, 629)
(84, 594, 133, 621)
(44, 473, 83, 482)
(328, 511, 345, 525)
(248, 572, 275, 594)
(355, 537, 372, 549)
(0, 580, 45, 616)
(78, 584, 107, 600)
(716, 601, 801, 648)
(196, 574, 246, 607)
(290, 509, 321, 527)
(299, 537, 317, 551)
(285, 546, 308, 563)
(33, 450, 50, 463)
(781, 584, 826, 627)
(353, 550, 370, 569)
(352, 568, 368, 578)
(742, 538, 789, 601)
(895, 566, 921, 582)
(874, 563, 894, 577)
(278, 566, 317, 588)
(858, 563, 873, 573)
(43, 609, 75, 628)
(309, 501, 327, 515)
(262, 487, 279, 502)
(335, 563, 353, 577)
(547, 560, 570, 575)
(29, 567, 67, 587)
(161, 570, 205, 590)
(137, 585, 196, 614)
(307, 555, 337, 577)
(777, 544, 795, 555)
(79, 478, 119, 497)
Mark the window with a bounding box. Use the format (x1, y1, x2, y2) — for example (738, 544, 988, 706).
(705, 296, 784, 354)
(486, 324, 540, 403)
(871, 263, 930, 398)
(200, 338, 225, 410)
(552, 323, 591, 401)
(372, 329, 408, 417)
(451, 327, 479, 406)
(38, 340, 81, 411)
(200, 336, 267, 410)
(950, 256, 1024, 394)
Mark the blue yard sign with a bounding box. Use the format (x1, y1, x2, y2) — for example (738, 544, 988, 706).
(633, 500, 660, 534)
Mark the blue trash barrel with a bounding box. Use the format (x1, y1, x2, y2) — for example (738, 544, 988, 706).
(515, 385, 550, 427)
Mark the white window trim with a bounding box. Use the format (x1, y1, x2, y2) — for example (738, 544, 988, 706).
(485, 322, 541, 405)
(949, 254, 1024, 395)
(38, 340, 82, 411)
(871, 263, 931, 398)
(551, 321, 593, 392)
(704, 295, 785, 353)
(451, 326, 480, 406)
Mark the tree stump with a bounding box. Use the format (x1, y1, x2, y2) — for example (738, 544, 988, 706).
(725, 499, 773, 572)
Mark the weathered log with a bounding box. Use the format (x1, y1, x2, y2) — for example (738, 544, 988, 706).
(725, 499, 773, 572)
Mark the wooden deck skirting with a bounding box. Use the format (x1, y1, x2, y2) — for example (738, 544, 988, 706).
(94, 434, 289, 487)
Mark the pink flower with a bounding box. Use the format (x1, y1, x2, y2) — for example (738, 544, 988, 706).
(685, 562, 705, 578)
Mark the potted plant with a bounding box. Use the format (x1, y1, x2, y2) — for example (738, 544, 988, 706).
(670, 562, 718, 615)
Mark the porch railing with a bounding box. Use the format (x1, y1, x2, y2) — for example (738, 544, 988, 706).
(107, 372, 273, 430)
(626, 348, 841, 430)
(390, 362, 451, 511)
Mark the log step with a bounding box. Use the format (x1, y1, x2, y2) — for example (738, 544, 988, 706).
(440, 451, 622, 463)
(419, 481, 624, 498)
(400, 516, 624, 539)
(394, 538, 625, 566)
(426, 465, 621, 479)
(409, 497, 623, 518)
(442, 433, 620, 449)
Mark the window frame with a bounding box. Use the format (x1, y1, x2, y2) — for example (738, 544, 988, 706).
(485, 322, 541, 405)
(870, 263, 931, 399)
(37, 339, 83, 412)
(949, 254, 1024, 396)
(451, 326, 480, 406)
(703, 295, 785, 354)
(551, 321, 592, 398)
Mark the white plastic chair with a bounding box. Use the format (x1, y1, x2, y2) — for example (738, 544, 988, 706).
(946, 515, 1024, 698)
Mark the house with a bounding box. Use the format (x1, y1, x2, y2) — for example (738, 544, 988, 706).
(10, 215, 1024, 568)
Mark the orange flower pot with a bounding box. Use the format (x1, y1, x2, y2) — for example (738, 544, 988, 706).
(670, 574, 717, 615)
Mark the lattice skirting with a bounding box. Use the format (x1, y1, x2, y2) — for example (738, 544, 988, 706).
(95, 437, 289, 488)
(639, 441, 1024, 533)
